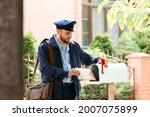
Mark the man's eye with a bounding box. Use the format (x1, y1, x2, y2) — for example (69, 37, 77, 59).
(66, 32, 70, 35)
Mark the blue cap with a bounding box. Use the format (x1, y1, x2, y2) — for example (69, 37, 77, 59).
(54, 20, 76, 31)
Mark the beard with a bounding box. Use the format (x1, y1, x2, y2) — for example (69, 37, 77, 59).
(60, 34, 70, 44)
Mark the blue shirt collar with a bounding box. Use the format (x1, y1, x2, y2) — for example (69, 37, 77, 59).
(54, 34, 70, 51)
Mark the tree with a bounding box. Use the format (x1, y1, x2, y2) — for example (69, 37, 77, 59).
(23, 31, 37, 59)
(0, 0, 23, 99)
(23, 31, 39, 85)
(98, 0, 150, 32)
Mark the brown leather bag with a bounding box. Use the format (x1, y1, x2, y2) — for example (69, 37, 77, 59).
(24, 83, 53, 100)
(24, 39, 54, 100)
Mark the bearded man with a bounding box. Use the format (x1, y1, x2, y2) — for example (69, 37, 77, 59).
(38, 20, 100, 100)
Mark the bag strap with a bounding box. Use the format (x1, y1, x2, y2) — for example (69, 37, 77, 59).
(31, 38, 54, 85)
(45, 41, 54, 65)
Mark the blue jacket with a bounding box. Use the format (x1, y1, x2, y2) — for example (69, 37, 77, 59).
(38, 34, 99, 99)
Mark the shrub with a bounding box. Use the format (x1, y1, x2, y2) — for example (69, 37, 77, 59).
(118, 32, 140, 58)
(78, 84, 108, 100)
(118, 27, 150, 58)
(90, 34, 114, 55)
(23, 31, 37, 59)
(115, 83, 134, 100)
(78, 82, 134, 100)
(23, 31, 38, 85)
(132, 28, 150, 54)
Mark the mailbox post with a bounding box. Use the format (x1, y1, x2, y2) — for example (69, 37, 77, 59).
(108, 83, 115, 100)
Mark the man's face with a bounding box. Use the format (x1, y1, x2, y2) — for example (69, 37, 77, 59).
(58, 29, 73, 44)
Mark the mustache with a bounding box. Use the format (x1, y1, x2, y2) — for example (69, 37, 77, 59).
(66, 38, 70, 40)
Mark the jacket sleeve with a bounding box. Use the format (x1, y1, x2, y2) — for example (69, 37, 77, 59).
(74, 42, 100, 66)
(38, 43, 68, 79)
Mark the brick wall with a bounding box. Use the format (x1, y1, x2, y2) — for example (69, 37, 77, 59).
(126, 53, 150, 100)
(23, 0, 82, 45)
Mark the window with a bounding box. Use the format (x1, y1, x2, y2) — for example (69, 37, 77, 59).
(82, 5, 90, 46)
(82, 0, 120, 48)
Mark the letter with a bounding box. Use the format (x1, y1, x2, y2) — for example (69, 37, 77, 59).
(64, 106, 69, 113)
(45, 108, 50, 113)
(59, 108, 63, 113)
(16, 106, 22, 113)
(49, 106, 53, 113)
(32, 106, 36, 113)
(28, 106, 32, 113)
(53, 108, 58, 113)
(12, 107, 16, 113)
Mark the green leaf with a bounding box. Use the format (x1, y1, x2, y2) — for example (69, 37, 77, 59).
(98, 0, 150, 32)
(107, 9, 117, 28)
(117, 11, 125, 30)
(97, 0, 109, 13)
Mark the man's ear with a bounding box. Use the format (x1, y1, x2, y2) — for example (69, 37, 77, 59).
(56, 29, 59, 33)
(56, 29, 62, 35)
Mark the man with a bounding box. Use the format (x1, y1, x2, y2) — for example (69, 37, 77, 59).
(38, 20, 100, 100)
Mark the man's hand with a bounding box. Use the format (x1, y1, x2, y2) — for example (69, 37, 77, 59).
(68, 68, 80, 77)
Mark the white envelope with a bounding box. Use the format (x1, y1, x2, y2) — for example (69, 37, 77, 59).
(75, 68, 96, 80)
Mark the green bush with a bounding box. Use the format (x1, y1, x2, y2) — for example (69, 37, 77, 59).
(115, 83, 134, 100)
(78, 84, 108, 100)
(78, 82, 134, 100)
(23, 31, 37, 59)
(23, 31, 38, 85)
(132, 28, 150, 54)
(85, 48, 107, 59)
(118, 28, 150, 58)
(90, 34, 114, 55)
(118, 32, 140, 58)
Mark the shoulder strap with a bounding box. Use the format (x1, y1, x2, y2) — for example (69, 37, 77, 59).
(31, 38, 54, 85)
(45, 41, 54, 65)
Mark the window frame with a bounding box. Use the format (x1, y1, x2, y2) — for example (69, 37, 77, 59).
(82, 1, 108, 47)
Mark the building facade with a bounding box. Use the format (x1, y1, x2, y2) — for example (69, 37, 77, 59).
(23, 0, 82, 45)
(23, 0, 120, 47)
